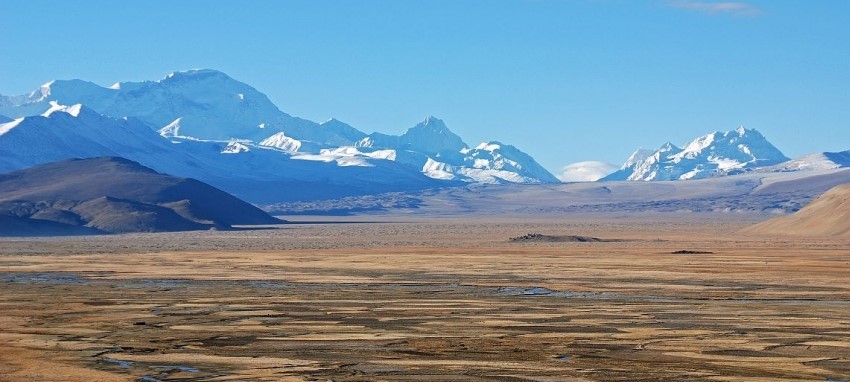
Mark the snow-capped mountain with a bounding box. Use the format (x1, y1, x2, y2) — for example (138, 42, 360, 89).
(763, 150, 850, 172)
(353, 116, 558, 183)
(380, 116, 468, 155)
(456, 142, 561, 183)
(0, 70, 558, 202)
(0, 103, 447, 203)
(603, 127, 790, 181)
(0, 102, 179, 172)
(0, 69, 345, 145)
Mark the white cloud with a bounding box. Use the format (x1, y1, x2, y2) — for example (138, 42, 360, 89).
(666, 1, 761, 16)
(557, 161, 617, 182)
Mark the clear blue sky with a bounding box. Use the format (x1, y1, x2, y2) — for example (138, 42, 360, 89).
(2, 0, 848, 172)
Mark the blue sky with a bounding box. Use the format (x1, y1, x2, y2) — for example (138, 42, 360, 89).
(2, 0, 848, 172)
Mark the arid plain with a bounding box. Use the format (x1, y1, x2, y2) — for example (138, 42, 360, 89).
(1, 216, 849, 381)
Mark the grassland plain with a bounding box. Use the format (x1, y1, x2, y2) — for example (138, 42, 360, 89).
(1, 217, 849, 381)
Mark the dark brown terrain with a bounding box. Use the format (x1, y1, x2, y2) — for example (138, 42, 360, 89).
(0, 157, 281, 235)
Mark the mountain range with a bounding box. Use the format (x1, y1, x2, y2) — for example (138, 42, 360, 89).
(1, 69, 848, 206)
(602, 126, 849, 181)
(0, 70, 558, 203)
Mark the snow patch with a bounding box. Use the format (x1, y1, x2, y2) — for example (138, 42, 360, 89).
(159, 118, 183, 138)
(473, 158, 490, 169)
(221, 140, 251, 154)
(32, 81, 55, 102)
(41, 101, 83, 118)
(711, 157, 745, 171)
(366, 149, 397, 161)
(476, 142, 501, 151)
(679, 168, 702, 180)
(292, 152, 374, 167)
(422, 158, 456, 180)
(318, 146, 398, 161)
(259, 132, 301, 152)
(0, 118, 25, 136)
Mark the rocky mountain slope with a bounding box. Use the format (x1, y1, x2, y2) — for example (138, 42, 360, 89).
(0, 157, 281, 235)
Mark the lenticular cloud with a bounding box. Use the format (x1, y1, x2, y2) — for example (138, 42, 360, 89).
(557, 161, 617, 182)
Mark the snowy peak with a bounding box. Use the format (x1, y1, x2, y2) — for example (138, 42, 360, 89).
(321, 117, 346, 127)
(658, 142, 680, 153)
(259, 131, 303, 152)
(671, 126, 786, 166)
(35, 80, 56, 101)
(33, 79, 111, 103)
(0, 68, 296, 142)
(450, 140, 560, 184)
(400, 116, 468, 154)
(734, 124, 747, 135)
(407, 115, 452, 135)
(420, 115, 445, 127)
(316, 118, 367, 145)
(345, 116, 557, 184)
(162, 68, 233, 82)
(0, 103, 177, 174)
(622, 148, 656, 169)
(0, 79, 116, 117)
(604, 126, 789, 181)
(355, 116, 467, 155)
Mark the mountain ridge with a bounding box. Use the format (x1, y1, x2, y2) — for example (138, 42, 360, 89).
(0, 69, 559, 195)
(603, 127, 790, 181)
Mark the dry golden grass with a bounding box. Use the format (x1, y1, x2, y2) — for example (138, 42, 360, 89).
(1, 218, 849, 381)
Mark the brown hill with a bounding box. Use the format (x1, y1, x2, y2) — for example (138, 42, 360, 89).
(0, 157, 282, 236)
(744, 183, 850, 238)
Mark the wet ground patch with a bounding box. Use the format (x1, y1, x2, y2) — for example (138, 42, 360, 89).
(1, 272, 87, 284)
